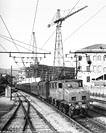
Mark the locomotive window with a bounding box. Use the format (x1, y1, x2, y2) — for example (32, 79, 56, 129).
(58, 83, 62, 88)
(52, 83, 54, 89)
(78, 81, 83, 87)
(55, 82, 57, 88)
(72, 97, 76, 101)
(49, 84, 52, 88)
(82, 96, 86, 100)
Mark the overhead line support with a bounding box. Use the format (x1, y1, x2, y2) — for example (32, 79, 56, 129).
(0, 51, 51, 54)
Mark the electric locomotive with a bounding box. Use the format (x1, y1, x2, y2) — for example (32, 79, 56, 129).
(49, 79, 90, 116)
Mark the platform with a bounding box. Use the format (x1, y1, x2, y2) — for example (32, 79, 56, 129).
(0, 96, 15, 119)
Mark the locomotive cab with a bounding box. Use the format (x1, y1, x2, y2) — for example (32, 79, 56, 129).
(49, 79, 90, 116)
(63, 79, 90, 116)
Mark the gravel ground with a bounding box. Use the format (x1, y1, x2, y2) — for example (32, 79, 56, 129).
(27, 94, 86, 133)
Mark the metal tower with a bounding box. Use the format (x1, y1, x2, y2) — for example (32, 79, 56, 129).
(48, 6, 87, 79)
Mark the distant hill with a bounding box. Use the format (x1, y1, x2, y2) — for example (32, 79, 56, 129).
(0, 68, 20, 76)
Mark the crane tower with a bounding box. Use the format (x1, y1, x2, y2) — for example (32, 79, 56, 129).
(48, 6, 87, 79)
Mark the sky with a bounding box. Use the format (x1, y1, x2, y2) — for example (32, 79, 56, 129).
(0, 0, 106, 69)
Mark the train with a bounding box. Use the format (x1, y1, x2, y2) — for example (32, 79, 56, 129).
(15, 78, 90, 117)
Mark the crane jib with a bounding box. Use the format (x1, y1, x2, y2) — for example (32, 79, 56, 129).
(54, 5, 88, 24)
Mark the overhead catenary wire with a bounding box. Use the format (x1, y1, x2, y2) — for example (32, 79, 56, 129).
(63, 5, 106, 42)
(0, 35, 33, 52)
(0, 15, 26, 67)
(0, 43, 21, 69)
(0, 34, 50, 53)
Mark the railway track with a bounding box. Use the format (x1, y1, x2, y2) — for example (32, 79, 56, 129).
(92, 104, 106, 116)
(21, 92, 93, 133)
(87, 105, 106, 129)
(23, 91, 106, 133)
(0, 93, 32, 132)
(74, 117, 106, 133)
(2, 90, 106, 133)
(0, 93, 57, 132)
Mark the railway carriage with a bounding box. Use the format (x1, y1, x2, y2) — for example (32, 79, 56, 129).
(30, 82, 39, 95)
(38, 81, 49, 100)
(16, 83, 31, 93)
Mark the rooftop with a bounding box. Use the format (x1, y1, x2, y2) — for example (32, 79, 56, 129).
(75, 44, 106, 53)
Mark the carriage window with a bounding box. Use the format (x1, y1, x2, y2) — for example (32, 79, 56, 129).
(58, 83, 62, 88)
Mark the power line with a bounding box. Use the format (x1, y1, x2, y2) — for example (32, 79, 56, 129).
(0, 15, 26, 67)
(63, 5, 106, 42)
(0, 34, 50, 52)
(0, 35, 33, 52)
(68, 0, 81, 15)
(40, 1, 81, 52)
(39, 30, 56, 51)
(0, 43, 7, 52)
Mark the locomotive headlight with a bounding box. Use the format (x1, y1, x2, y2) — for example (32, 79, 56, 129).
(75, 105, 79, 109)
(78, 102, 82, 107)
(82, 104, 87, 108)
(70, 105, 75, 110)
(79, 102, 82, 105)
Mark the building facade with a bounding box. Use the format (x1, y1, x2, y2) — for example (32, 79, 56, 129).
(69, 44, 106, 86)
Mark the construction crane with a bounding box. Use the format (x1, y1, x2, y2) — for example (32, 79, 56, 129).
(48, 5, 87, 80)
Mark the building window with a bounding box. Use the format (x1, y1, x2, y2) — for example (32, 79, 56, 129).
(86, 66, 90, 72)
(78, 56, 82, 61)
(103, 67, 106, 72)
(98, 66, 101, 72)
(77, 65, 81, 71)
(93, 66, 96, 72)
(97, 55, 101, 61)
(87, 76, 90, 82)
(103, 55, 106, 61)
(93, 55, 96, 61)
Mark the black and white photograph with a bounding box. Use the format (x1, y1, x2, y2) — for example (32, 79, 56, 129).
(0, 0, 106, 132)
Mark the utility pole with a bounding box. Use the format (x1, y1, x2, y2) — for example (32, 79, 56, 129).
(75, 54, 78, 79)
(10, 65, 12, 100)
